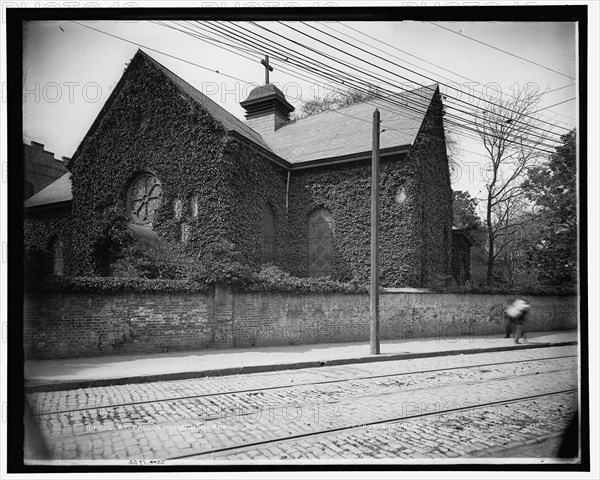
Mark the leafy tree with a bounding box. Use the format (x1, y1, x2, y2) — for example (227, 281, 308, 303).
(523, 129, 577, 287)
(452, 190, 483, 230)
(493, 209, 544, 288)
(525, 129, 576, 233)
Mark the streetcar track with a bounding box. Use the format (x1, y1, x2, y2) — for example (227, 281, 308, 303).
(32, 353, 577, 417)
(40, 367, 577, 441)
(136, 367, 578, 425)
(164, 388, 578, 460)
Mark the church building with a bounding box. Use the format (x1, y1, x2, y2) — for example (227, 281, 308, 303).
(24, 49, 455, 287)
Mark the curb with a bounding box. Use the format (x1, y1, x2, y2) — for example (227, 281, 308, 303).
(24, 340, 577, 393)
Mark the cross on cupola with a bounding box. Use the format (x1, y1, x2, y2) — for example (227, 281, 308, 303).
(261, 55, 273, 84)
(241, 55, 294, 136)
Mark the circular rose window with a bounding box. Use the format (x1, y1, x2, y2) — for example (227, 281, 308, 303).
(127, 172, 163, 225)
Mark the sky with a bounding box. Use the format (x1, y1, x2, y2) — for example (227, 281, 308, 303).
(21, 16, 580, 209)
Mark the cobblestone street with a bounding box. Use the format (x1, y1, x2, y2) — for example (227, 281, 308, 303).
(26, 345, 579, 464)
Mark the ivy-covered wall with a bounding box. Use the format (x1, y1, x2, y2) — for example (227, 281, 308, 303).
(23, 53, 451, 289)
(220, 140, 290, 271)
(410, 90, 453, 286)
(24, 208, 72, 275)
(66, 52, 232, 275)
(287, 154, 422, 286)
(285, 91, 451, 287)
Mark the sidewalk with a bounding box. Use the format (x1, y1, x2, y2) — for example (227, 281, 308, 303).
(24, 330, 578, 392)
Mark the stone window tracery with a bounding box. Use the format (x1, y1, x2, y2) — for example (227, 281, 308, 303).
(127, 172, 163, 225)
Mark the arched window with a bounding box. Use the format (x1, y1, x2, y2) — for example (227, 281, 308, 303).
(51, 237, 64, 276)
(126, 172, 163, 225)
(263, 203, 275, 263)
(308, 208, 333, 277)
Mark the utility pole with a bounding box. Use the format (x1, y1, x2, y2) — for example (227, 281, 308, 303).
(370, 108, 381, 355)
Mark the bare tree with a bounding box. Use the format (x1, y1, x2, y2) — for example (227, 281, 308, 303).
(293, 85, 384, 119)
(475, 90, 552, 285)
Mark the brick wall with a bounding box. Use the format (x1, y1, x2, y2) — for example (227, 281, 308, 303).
(24, 142, 69, 199)
(24, 290, 578, 359)
(24, 292, 221, 359)
(231, 292, 577, 347)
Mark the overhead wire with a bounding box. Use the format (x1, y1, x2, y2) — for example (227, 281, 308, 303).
(295, 21, 573, 137)
(150, 21, 503, 164)
(529, 97, 577, 115)
(227, 20, 563, 153)
(196, 20, 562, 155)
(207, 19, 557, 150)
(246, 20, 567, 150)
(190, 21, 560, 156)
(427, 22, 576, 81)
(327, 21, 577, 125)
(195, 21, 506, 150)
(146, 21, 460, 151)
(73, 20, 565, 164)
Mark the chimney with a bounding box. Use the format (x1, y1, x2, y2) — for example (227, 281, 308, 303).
(240, 84, 294, 137)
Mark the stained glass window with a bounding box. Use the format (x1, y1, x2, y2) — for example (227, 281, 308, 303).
(308, 208, 333, 277)
(127, 172, 163, 225)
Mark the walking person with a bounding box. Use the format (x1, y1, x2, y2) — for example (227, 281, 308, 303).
(504, 299, 531, 344)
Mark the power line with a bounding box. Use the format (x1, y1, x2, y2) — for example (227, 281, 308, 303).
(200, 21, 494, 146)
(427, 22, 576, 81)
(196, 21, 559, 155)
(75, 20, 562, 162)
(332, 22, 577, 125)
(78, 20, 446, 156)
(158, 22, 489, 161)
(163, 21, 506, 154)
(208, 20, 562, 154)
(296, 21, 571, 137)
(529, 97, 576, 115)
(241, 20, 563, 151)
(77, 20, 569, 190)
(72, 22, 248, 85)
(271, 20, 565, 147)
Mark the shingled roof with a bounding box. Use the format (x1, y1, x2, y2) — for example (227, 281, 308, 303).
(262, 84, 438, 165)
(26, 52, 439, 210)
(24, 173, 72, 210)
